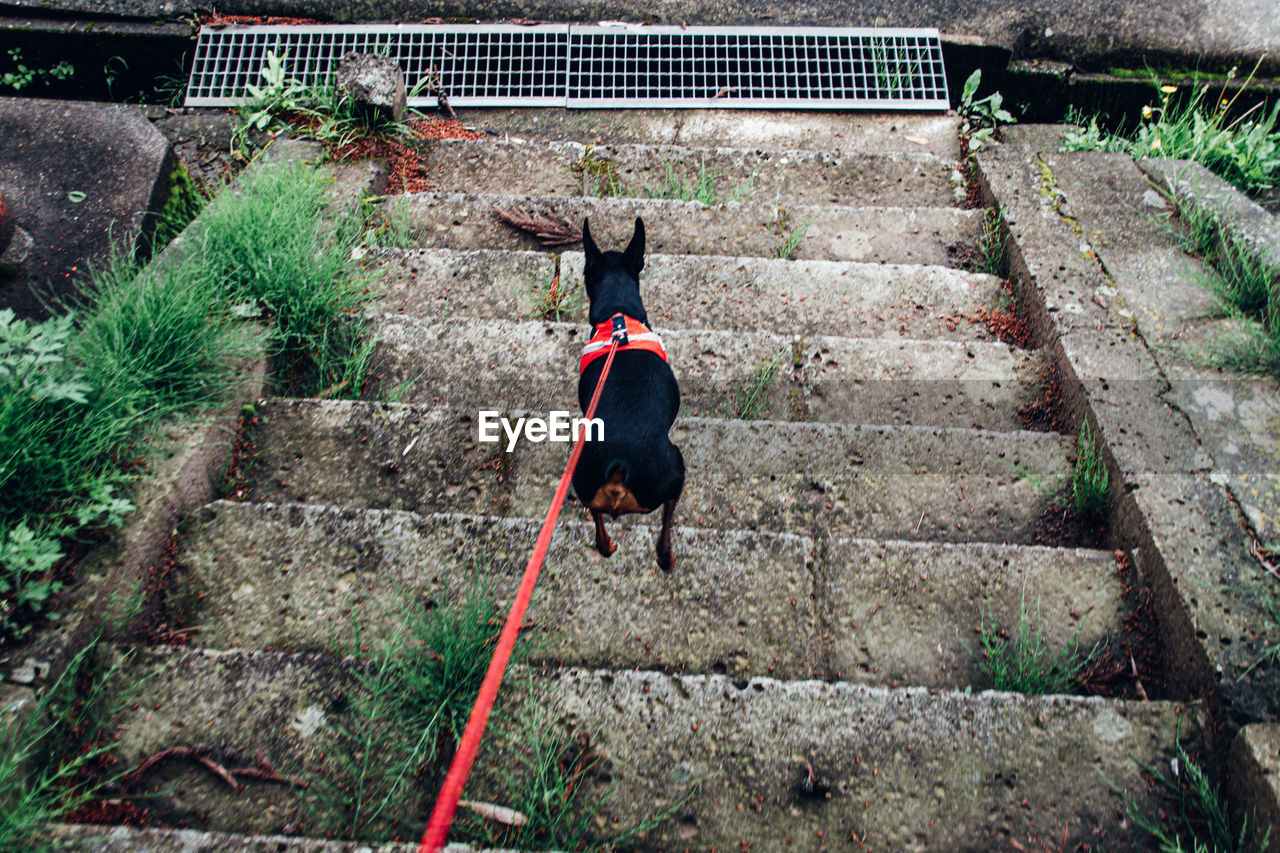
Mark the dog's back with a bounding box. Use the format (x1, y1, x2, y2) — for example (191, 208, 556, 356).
(570, 218, 685, 569)
(575, 348, 683, 513)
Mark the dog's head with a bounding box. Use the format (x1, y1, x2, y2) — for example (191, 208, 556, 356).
(582, 217, 646, 326)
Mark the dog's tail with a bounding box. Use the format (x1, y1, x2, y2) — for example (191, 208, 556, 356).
(602, 460, 632, 506)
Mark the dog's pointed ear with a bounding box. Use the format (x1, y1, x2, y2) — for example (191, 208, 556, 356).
(582, 218, 601, 266)
(623, 217, 645, 274)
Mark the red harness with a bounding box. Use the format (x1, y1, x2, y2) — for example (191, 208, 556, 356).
(579, 313, 668, 373)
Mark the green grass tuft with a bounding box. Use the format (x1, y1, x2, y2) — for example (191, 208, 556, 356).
(461, 691, 694, 851)
(1124, 728, 1270, 853)
(197, 160, 378, 397)
(0, 637, 138, 850)
(305, 570, 517, 840)
(721, 350, 786, 420)
(1069, 420, 1110, 517)
(1160, 191, 1280, 378)
(645, 161, 754, 205)
(976, 207, 1008, 277)
(970, 587, 1104, 695)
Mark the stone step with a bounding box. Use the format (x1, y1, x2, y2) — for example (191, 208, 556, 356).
(381, 192, 983, 265)
(105, 645, 1192, 850)
(248, 400, 1070, 545)
(49, 824, 422, 852)
(175, 500, 1127, 689)
(368, 248, 1007, 342)
(368, 314, 1044, 431)
(417, 138, 959, 207)
(462, 108, 961, 159)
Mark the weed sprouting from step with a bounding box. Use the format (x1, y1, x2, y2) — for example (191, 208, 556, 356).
(571, 148, 624, 198)
(645, 161, 755, 205)
(968, 587, 1104, 695)
(1120, 727, 1270, 853)
(360, 194, 419, 249)
(721, 350, 786, 420)
(647, 161, 716, 204)
(304, 570, 521, 840)
(460, 690, 694, 851)
(775, 208, 821, 259)
(1069, 421, 1111, 517)
(976, 207, 1008, 277)
(1164, 192, 1276, 318)
(1160, 190, 1280, 377)
(0, 634, 141, 848)
(959, 69, 1017, 153)
(531, 270, 585, 323)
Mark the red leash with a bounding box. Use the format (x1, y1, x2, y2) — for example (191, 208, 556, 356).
(417, 334, 623, 852)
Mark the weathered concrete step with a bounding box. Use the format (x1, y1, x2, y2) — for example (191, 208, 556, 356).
(175, 500, 1127, 689)
(249, 400, 1070, 545)
(369, 248, 1008, 342)
(463, 108, 961, 159)
(419, 138, 959, 207)
(107, 646, 1193, 850)
(49, 825, 422, 852)
(382, 192, 983, 265)
(369, 314, 1044, 431)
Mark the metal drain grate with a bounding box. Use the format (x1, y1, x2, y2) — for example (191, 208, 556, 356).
(186, 23, 948, 110)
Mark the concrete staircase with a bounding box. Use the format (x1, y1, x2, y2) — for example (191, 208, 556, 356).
(81, 113, 1196, 851)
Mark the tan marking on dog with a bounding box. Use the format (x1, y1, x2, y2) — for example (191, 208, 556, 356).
(588, 471, 649, 515)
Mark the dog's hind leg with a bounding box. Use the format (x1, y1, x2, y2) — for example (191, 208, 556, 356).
(591, 509, 617, 557)
(655, 498, 677, 572)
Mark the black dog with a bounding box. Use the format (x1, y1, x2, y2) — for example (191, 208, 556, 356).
(571, 217, 685, 571)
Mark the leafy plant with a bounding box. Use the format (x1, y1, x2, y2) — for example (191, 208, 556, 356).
(103, 55, 128, 101)
(1122, 728, 1270, 853)
(1061, 61, 1280, 196)
(969, 586, 1104, 695)
(1, 49, 73, 92)
(233, 51, 311, 154)
(959, 69, 1016, 151)
(1069, 420, 1110, 516)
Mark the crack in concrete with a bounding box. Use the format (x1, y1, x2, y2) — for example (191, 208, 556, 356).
(806, 525, 833, 681)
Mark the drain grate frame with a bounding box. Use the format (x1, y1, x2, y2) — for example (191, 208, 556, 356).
(186, 23, 948, 110)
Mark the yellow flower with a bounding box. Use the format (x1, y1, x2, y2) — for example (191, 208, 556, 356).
(1142, 105, 1154, 118)
(1160, 85, 1178, 94)
(1151, 137, 1163, 151)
